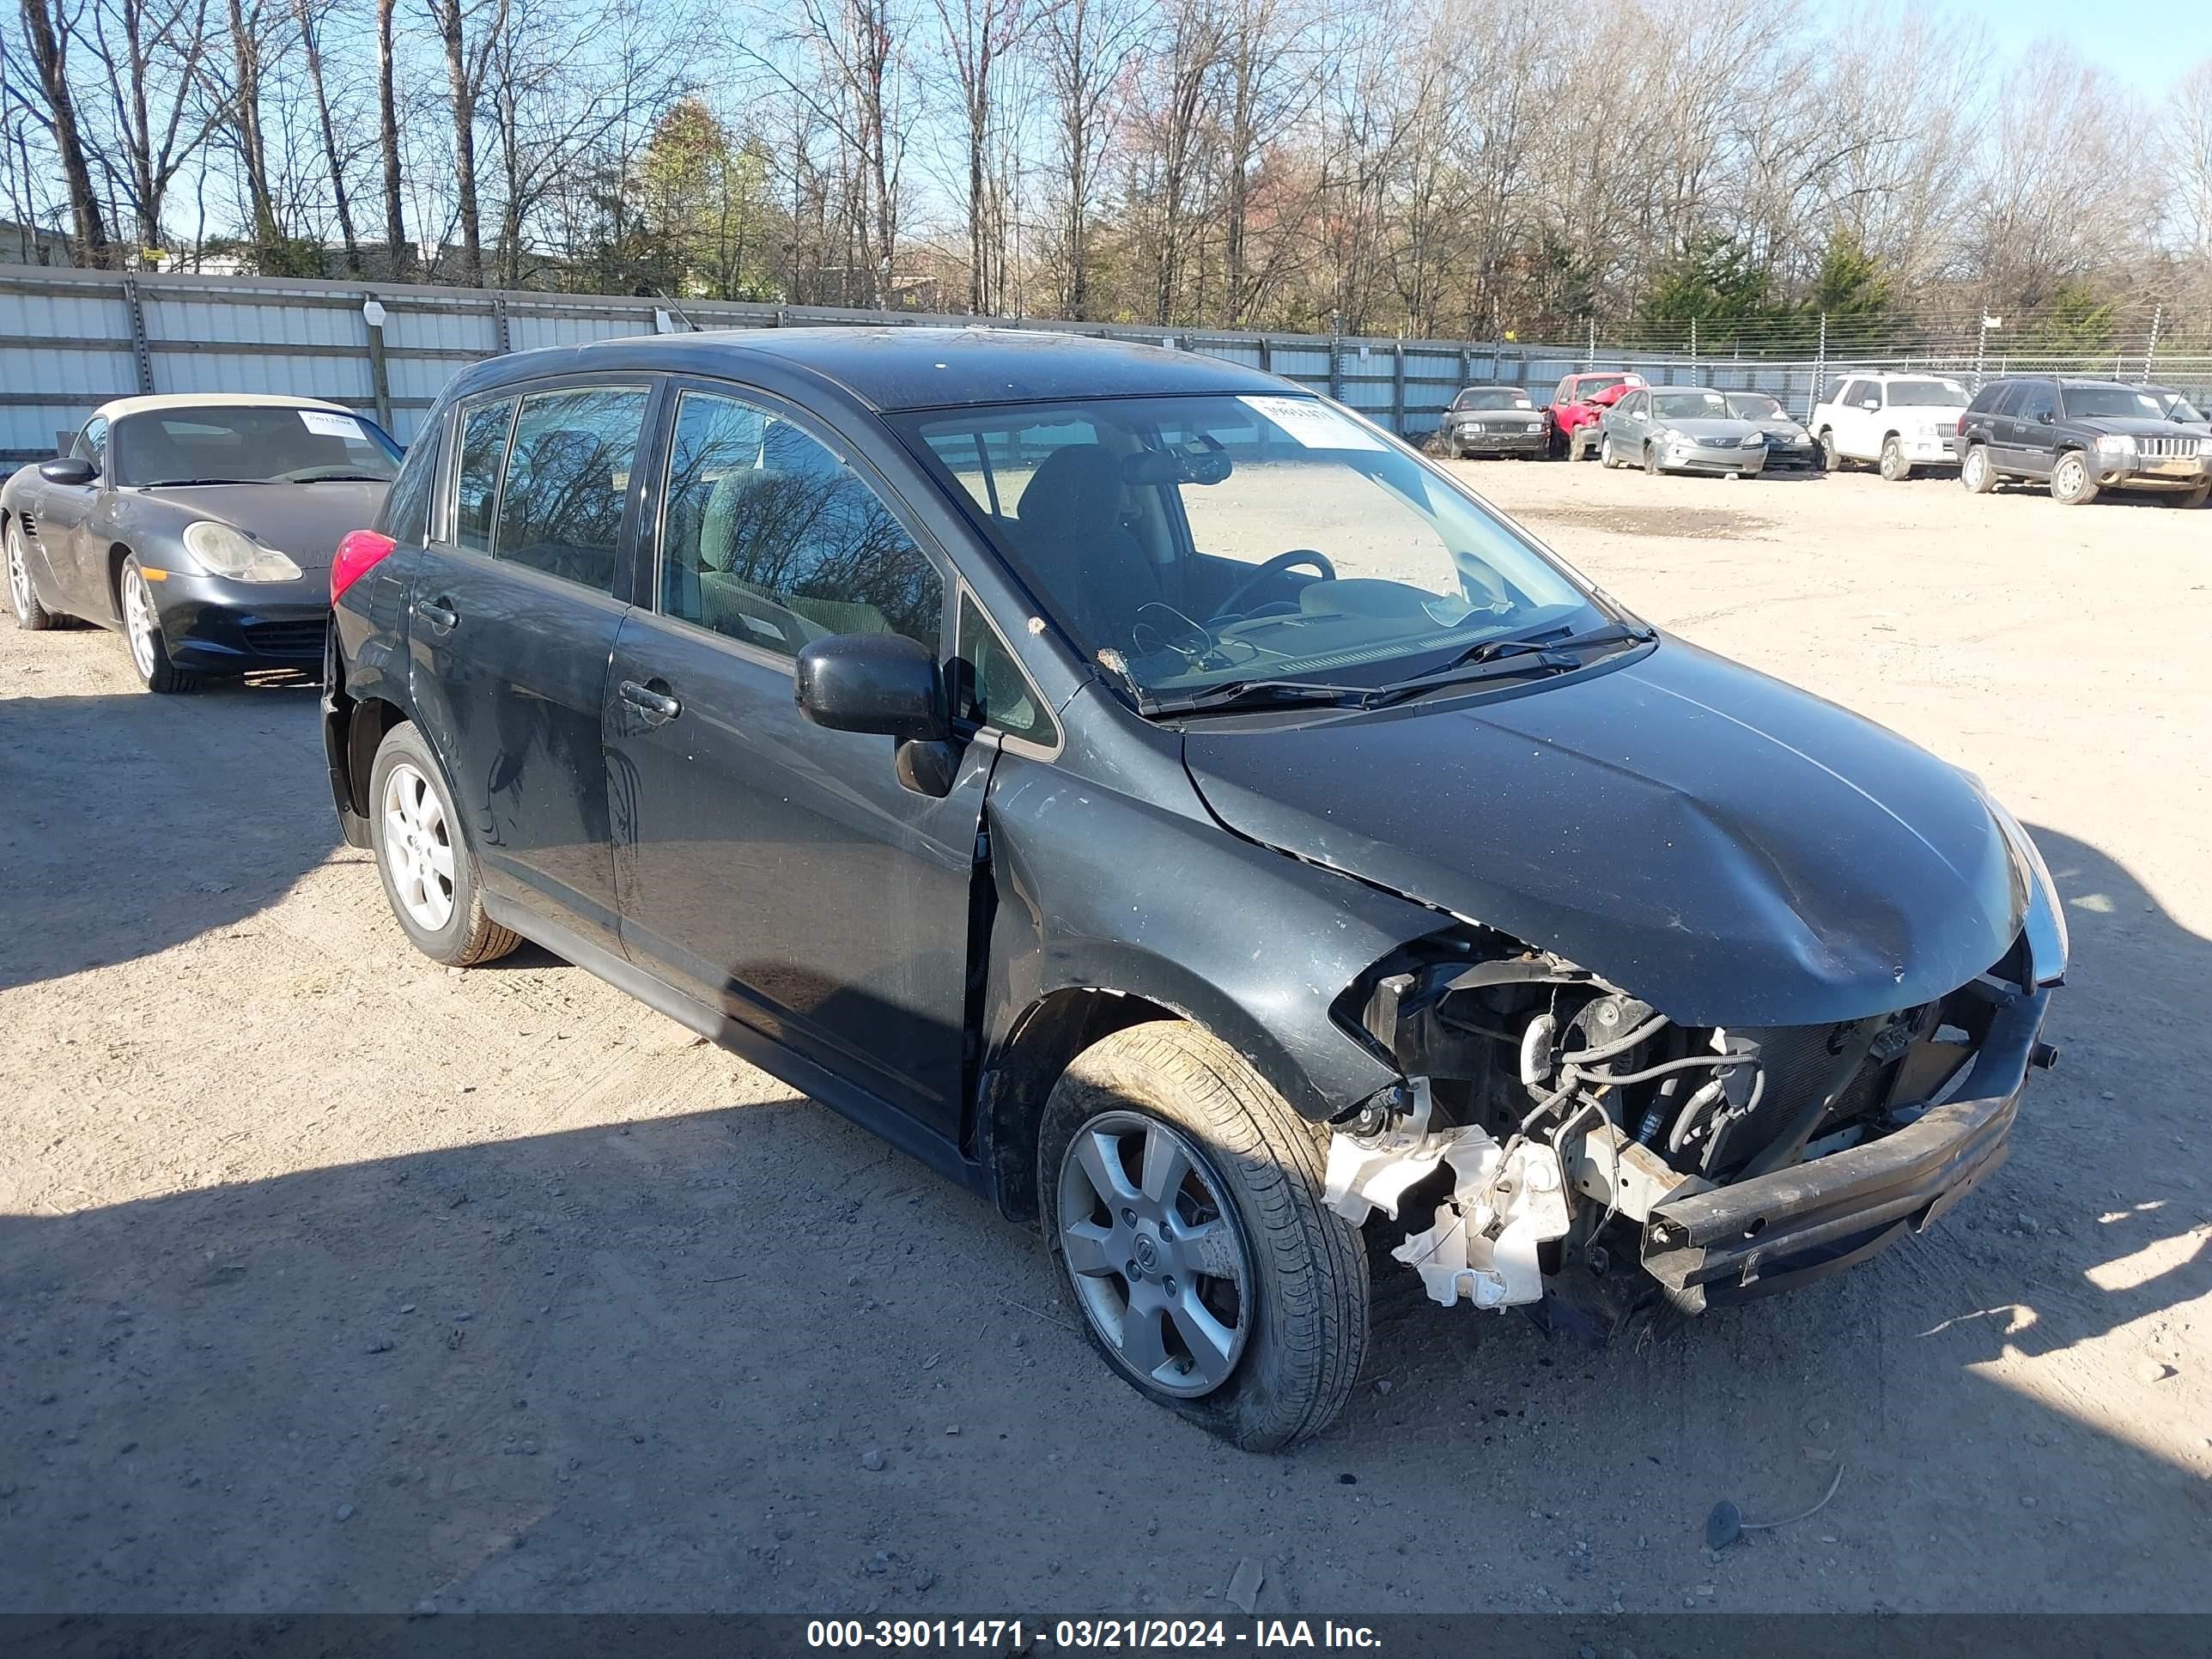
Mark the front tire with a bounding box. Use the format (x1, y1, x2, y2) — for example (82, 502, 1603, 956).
(1643, 442, 1662, 477)
(1820, 431, 1844, 472)
(2051, 451, 2099, 506)
(2167, 483, 2209, 509)
(7, 520, 52, 630)
(1039, 1021, 1368, 1451)
(368, 720, 521, 967)
(118, 556, 197, 693)
(1599, 433, 1618, 469)
(1879, 437, 1911, 482)
(1961, 444, 1997, 494)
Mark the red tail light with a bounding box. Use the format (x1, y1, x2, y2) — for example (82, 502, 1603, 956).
(331, 529, 396, 602)
(1956, 415, 1968, 435)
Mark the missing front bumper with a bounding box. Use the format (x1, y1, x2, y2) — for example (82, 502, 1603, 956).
(1640, 982, 2050, 1310)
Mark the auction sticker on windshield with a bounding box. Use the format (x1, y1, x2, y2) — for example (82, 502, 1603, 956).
(300, 410, 367, 440)
(1239, 395, 1387, 452)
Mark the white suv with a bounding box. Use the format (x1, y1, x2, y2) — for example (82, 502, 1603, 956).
(1811, 373, 1972, 480)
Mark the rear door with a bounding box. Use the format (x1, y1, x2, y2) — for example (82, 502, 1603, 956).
(604, 380, 990, 1136)
(404, 378, 659, 957)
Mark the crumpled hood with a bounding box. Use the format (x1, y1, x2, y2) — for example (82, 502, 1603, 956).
(138, 481, 389, 573)
(1181, 637, 2027, 1027)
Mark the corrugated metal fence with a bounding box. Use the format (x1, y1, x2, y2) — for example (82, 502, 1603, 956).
(3, 264, 2208, 461)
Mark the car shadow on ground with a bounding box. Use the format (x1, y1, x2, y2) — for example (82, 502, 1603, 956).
(1, 815, 2205, 1611)
(0, 681, 334, 993)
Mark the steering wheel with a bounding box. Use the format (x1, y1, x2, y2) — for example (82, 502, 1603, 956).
(1216, 549, 1336, 618)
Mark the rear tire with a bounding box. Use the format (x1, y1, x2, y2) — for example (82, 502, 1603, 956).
(1879, 437, 1911, 481)
(118, 556, 198, 693)
(2050, 451, 2099, 506)
(1961, 444, 1997, 494)
(1038, 1021, 1368, 1452)
(7, 520, 52, 630)
(368, 720, 522, 967)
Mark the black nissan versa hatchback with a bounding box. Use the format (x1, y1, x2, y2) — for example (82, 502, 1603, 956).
(323, 328, 2065, 1449)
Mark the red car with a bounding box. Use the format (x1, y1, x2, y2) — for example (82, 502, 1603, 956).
(1548, 371, 1647, 459)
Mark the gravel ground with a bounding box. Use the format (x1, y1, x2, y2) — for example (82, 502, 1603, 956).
(2, 459, 2207, 1615)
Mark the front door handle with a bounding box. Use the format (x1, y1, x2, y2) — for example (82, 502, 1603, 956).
(618, 678, 682, 725)
(412, 597, 458, 631)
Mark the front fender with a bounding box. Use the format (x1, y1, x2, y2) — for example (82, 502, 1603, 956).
(980, 747, 1432, 1123)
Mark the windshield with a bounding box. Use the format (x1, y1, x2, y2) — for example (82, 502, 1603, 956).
(1723, 393, 1784, 420)
(1886, 380, 1969, 408)
(896, 393, 1611, 702)
(2155, 392, 2206, 422)
(1651, 390, 1729, 421)
(1457, 388, 1533, 410)
(1573, 376, 1632, 402)
(2061, 386, 2165, 420)
(112, 405, 402, 487)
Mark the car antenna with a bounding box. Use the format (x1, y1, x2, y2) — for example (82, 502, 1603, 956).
(649, 287, 704, 332)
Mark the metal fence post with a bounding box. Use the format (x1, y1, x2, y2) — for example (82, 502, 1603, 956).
(1457, 345, 1470, 390)
(1257, 337, 1272, 374)
(1585, 317, 1595, 370)
(121, 275, 155, 394)
(1328, 316, 1344, 402)
(1812, 312, 1826, 422)
(1689, 318, 1698, 385)
(493, 293, 513, 356)
(1392, 340, 1406, 435)
(362, 293, 393, 429)
(2144, 306, 2162, 384)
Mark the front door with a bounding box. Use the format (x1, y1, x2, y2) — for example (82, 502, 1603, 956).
(34, 416, 107, 616)
(604, 383, 988, 1137)
(404, 380, 658, 957)
(2007, 382, 2060, 477)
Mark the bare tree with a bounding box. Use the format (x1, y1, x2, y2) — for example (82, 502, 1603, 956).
(16, 0, 113, 262)
(424, 0, 504, 283)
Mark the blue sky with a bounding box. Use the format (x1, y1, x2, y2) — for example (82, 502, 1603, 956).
(1927, 0, 2212, 94)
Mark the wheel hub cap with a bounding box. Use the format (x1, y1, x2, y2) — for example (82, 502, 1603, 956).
(380, 761, 457, 932)
(1057, 1111, 1253, 1399)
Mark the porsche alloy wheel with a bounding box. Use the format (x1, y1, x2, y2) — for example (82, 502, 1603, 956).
(7, 520, 51, 630)
(119, 557, 195, 692)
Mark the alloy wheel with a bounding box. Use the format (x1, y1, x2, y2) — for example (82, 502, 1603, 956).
(7, 526, 30, 617)
(1964, 448, 1987, 490)
(121, 567, 159, 681)
(380, 761, 458, 932)
(1057, 1110, 1254, 1399)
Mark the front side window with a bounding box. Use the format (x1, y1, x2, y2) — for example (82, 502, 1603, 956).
(453, 398, 516, 554)
(110, 404, 400, 487)
(659, 388, 942, 656)
(491, 386, 649, 594)
(2015, 384, 2058, 425)
(72, 417, 107, 468)
(955, 592, 1056, 746)
(896, 393, 1609, 702)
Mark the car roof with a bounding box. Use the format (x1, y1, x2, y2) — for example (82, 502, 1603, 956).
(94, 392, 358, 422)
(1852, 372, 1966, 382)
(446, 325, 1288, 414)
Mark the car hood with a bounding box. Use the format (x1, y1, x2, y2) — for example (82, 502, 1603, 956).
(1751, 417, 1811, 441)
(137, 481, 390, 572)
(2071, 416, 2208, 440)
(1180, 637, 2027, 1027)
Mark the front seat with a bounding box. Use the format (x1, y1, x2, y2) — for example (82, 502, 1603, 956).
(1013, 444, 1169, 653)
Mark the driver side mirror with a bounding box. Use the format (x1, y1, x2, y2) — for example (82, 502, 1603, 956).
(40, 457, 97, 486)
(2034, 409, 2055, 425)
(794, 632, 957, 796)
(1860, 399, 1880, 411)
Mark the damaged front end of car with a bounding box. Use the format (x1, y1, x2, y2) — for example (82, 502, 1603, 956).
(1322, 898, 2063, 1323)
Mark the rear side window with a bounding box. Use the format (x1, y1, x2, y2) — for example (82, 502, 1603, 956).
(492, 386, 650, 595)
(658, 388, 943, 657)
(378, 414, 442, 544)
(453, 398, 515, 553)
(1968, 383, 2009, 414)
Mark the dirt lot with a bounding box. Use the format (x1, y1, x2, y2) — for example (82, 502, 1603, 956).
(3, 460, 2208, 1616)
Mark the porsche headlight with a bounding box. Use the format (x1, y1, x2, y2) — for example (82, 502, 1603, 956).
(183, 521, 302, 582)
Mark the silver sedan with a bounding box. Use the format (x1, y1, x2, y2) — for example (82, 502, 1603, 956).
(1596, 387, 1768, 477)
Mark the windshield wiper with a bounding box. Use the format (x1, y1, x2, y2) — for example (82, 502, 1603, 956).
(143, 477, 269, 487)
(1364, 622, 1655, 708)
(1137, 677, 1378, 716)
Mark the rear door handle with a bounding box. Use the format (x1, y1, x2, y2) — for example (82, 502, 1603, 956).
(412, 597, 458, 631)
(618, 678, 682, 725)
